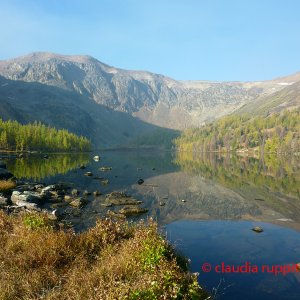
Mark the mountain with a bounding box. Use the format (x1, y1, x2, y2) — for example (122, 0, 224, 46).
(0, 52, 299, 147)
(0, 75, 172, 148)
(236, 79, 300, 115)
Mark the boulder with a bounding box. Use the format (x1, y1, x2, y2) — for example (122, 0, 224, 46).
(93, 155, 100, 161)
(11, 191, 42, 204)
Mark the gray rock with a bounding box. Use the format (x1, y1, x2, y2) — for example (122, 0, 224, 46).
(0, 196, 9, 207)
(14, 199, 38, 210)
(41, 185, 56, 193)
(69, 197, 87, 207)
(11, 191, 42, 204)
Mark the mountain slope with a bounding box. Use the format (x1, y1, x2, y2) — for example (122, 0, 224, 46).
(236, 80, 300, 115)
(0, 75, 174, 148)
(0, 52, 299, 148)
(0, 52, 290, 130)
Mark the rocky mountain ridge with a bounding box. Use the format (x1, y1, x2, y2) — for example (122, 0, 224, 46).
(0, 52, 299, 147)
(1, 52, 296, 130)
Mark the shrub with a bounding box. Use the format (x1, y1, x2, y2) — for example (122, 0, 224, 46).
(0, 180, 16, 192)
(0, 212, 208, 299)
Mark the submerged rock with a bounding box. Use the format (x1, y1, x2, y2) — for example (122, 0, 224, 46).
(101, 179, 109, 185)
(118, 206, 148, 216)
(93, 155, 100, 161)
(105, 192, 142, 205)
(71, 189, 80, 196)
(99, 167, 112, 171)
(137, 179, 144, 185)
(69, 198, 87, 208)
(85, 172, 93, 176)
(93, 190, 102, 196)
(106, 210, 126, 219)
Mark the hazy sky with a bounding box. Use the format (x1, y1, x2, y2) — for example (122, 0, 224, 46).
(1, 0, 300, 81)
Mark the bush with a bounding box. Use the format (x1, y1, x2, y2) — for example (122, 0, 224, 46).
(0, 212, 208, 300)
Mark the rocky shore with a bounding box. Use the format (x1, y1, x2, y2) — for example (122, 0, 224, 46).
(0, 159, 208, 300)
(0, 159, 150, 223)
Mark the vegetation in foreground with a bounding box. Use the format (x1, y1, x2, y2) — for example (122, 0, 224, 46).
(0, 212, 207, 300)
(174, 109, 300, 154)
(0, 180, 16, 193)
(0, 119, 91, 152)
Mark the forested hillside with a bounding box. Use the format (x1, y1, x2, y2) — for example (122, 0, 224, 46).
(174, 109, 300, 154)
(0, 119, 91, 152)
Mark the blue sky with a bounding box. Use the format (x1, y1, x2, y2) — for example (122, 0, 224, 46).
(1, 0, 300, 81)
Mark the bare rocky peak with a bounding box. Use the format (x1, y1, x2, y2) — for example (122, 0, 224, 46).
(0, 52, 297, 129)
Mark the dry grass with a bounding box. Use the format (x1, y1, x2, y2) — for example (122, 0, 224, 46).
(0, 211, 207, 300)
(0, 180, 16, 192)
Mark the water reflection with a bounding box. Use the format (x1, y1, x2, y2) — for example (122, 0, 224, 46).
(2, 151, 300, 229)
(174, 152, 300, 199)
(5, 153, 90, 181)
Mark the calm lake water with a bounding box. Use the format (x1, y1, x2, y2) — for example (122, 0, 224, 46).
(2, 150, 300, 300)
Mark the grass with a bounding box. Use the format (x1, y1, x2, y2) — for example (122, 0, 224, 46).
(0, 211, 208, 300)
(0, 180, 16, 192)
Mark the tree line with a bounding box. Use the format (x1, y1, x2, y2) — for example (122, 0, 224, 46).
(174, 109, 300, 154)
(0, 119, 91, 152)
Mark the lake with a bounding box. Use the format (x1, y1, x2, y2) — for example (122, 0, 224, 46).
(2, 150, 300, 299)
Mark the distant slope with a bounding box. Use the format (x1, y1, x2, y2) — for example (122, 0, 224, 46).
(236, 80, 300, 115)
